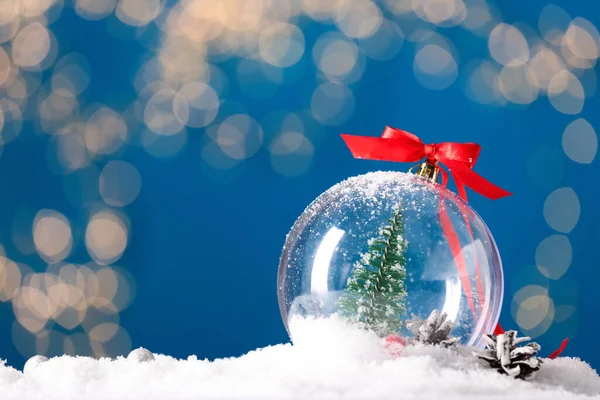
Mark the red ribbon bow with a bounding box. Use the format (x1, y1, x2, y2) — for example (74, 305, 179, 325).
(340, 127, 511, 201)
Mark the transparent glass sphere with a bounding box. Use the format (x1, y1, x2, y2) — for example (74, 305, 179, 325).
(277, 171, 503, 348)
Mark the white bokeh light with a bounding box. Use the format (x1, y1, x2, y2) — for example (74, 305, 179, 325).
(543, 187, 580, 234)
(536, 235, 572, 280)
(488, 23, 529, 67)
(99, 161, 143, 207)
(562, 118, 597, 164)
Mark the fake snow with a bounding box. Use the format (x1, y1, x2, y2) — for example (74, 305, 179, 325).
(1, 317, 598, 400)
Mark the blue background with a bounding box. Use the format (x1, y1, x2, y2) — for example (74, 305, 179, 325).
(0, 1, 598, 370)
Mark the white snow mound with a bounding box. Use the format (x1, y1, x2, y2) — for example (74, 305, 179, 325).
(0, 317, 598, 400)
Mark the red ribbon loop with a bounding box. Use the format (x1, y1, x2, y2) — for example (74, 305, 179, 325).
(340, 127, 512, 201)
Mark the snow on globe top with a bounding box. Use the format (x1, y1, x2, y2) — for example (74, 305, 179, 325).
(277, 171, 504, 348)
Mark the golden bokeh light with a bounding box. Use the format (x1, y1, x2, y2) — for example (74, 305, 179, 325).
(11, 22, 52, 68)
(178, 81, 220, 128)
(177, 0, 224, 42)
(0, 99, 23, 145)
(0, 107, 4, 137)
(358, 19, 404, 61)
(0, 47, 11, 86)
(16, 0, 57, 18)
(538, 4, 571, 46)
(511, 285, 554, 338)
(313, 34, 359, 82)
(0, 256, 22, 301)
(488, 23, 529, 67)
(270, 132, 314, 177)
(91, 267, 119, 309)
(301, 0, 341, 21)
(89, 322, 120, 343)
(543, 187, 580, 234)
(217, 114, 264, 160)
(99, 160, 143, 207)
(0, 3, 21, 44)
(52, 53, 91, 96)
(13, 285, 51, 334)
(334, 0, 383, 39)
(201, 139, 243, 171)
(111, 268, 134, 311)
(33, 210, 73, 263)
(464, 60, 501, 105)
(53, 124, 90, 173)
(536, 235, 572, 280)
(517, 294, 553, 331)
(547, 70, 585, 114)
(259, 23, 305, 68)
(144, 88, 189, 135)
(85, 210, 129, 265)
(562, 118, 597, 164)
(216, 0, 266, 32)
(89, 323, 131, 358)
(84, 107, 129, 155)
(75, 0, 117, 20)
(381, 0, 413, 15)
(413, 43, 458, 90)
(560, 39, 596, 70)
(460, 0, 494, 33)
(497, 65, 539, 105)
(528, 45, 565, 91)
(310, 82, 355, 126)
(39, 90, 79, 128)
(414, 0, 467, 27)
(562, 18, 600, 62)
(81, 302, 120, 332)
(116, 0, 164, 27)
(142, 129, 188, 158)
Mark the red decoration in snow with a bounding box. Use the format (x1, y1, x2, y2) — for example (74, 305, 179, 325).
(548, 338, 569, 360)
(384, 335, 406, 357)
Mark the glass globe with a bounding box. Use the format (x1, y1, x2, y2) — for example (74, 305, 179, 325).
(277, 171, 503, 348)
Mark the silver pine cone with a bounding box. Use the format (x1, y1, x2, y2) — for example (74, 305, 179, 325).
(474, 330, 542, 380)
(406, 309, 460, 348)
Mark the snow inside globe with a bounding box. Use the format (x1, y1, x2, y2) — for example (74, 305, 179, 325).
(277, 170, 503, 348)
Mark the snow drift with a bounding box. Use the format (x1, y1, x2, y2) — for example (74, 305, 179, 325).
(0, 317, 598, 400)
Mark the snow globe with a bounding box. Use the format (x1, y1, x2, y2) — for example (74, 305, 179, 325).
(277, 167, 503, 348)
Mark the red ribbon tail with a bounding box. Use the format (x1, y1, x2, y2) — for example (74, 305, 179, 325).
(439, 200, 476, 316)
(439, 168, 449, 188)
(443, 160, 512, 200)
(494, 323, 505, 336)
(548, 338, 569, 360)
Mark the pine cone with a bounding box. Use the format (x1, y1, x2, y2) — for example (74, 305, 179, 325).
(475, 330, 542, 380)
(406, 309, 460, 348)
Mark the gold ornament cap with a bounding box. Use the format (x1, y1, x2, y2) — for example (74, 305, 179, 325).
(411, 161, 440, 183)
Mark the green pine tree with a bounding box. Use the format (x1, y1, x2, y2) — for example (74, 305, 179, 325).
(337, 204, 408, 337)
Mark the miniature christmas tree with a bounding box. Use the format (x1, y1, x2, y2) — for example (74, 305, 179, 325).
(337, 204, 408, 337)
